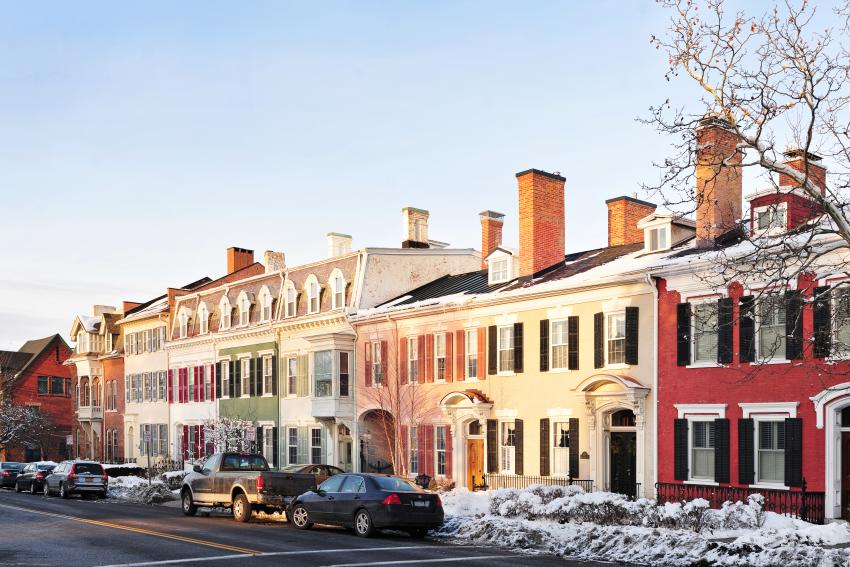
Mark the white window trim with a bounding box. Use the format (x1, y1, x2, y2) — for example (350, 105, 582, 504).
(236, 291, 253, 327)
(258, 286, 273, 323)
(434, 333, 446, 383)
(284, 282, 297, 318)
(329, 269, 347, 310)
(262, 355, 274, 397)
(687, 416, 717, 483)
(218, 359, 230, 399)
(499, 419, 517, 475)
(738, 402, 798, 418)
(198, 303, 209, 335)
(488, 256, 512, 285)
(753, 290, 789, 364)
(604, 311, 627, 368)
(675, 404, 727, 419)
(240, 357, 251, 398)
(496, 324, 515, 376)
(549, 319, 570, 371)
(751, 413, 790, 489)
(689, 297, 722, 367)
(219, 297, 232, 330)
(305, 275, 321, 315)
(753, 202, 788, 236)
(464, 329, 479, 380)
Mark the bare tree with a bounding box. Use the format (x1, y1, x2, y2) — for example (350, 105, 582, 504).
(201, 416, 254, 455)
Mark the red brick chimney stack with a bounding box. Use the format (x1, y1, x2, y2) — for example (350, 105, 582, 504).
(695, 116, 743, 248)
(479, 210, 505, 269)
(516, 168, 565, 278)
(780, 148, 826, 195)
(227, 247, 254, 274)
(606, 196, 657, 246)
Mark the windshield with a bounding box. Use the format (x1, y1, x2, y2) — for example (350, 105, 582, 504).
(221, 454, 269, 472)
(2, 463, 23, 470)
(73, 463, 104, 475)
(371, 476, 420, 492)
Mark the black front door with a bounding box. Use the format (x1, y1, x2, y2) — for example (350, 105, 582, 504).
(610, 432, 636, 498)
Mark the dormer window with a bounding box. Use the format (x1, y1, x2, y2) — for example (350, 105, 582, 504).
(638, 213, 693, 253)
(285, 282, 297, 318)
(754, 203, 787, 234)
(198, 303, 209, 334)
(178, 308, 190, 339)
(330, 270, 346, 310)
(219, 296, 232, 330)
(647, 226, 669, 252)
(239, 294, 251, 326)
(258, 286, 273, 322)
(306, 276, 320, 314)
(491, 258, 509, 283)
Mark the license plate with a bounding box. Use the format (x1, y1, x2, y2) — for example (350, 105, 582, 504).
(85, 476, 92, 483)
(413, 500, 429, 508)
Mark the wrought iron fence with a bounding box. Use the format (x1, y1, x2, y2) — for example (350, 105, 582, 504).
(655, 481, 825, 524)
(482, 474, 595, 493)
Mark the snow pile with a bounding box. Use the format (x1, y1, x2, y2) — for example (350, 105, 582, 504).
(435, 486, 850, 566)
(107, 475, 177, 505)
(159, 470, 187, 490)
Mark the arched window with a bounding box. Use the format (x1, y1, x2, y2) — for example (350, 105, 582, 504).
(258, 286, 273, 322)
(81, 378, 90, 406)
(284, 281, 297, 318)
(306, 275, 320, 314)
(178, 307, 191, 338)
(329, 270, 346, 310)
(92, 378, 101, 407)
(219, 296, 232, 330)
(236, 291, 253, 326)
(198, 302, 209, 334)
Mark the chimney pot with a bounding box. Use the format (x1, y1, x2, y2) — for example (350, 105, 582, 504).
(605, 196, 657, 246)
(695, 116, 743, 247)
(479, 210, 505, 269)
(401, 207, 430, 249)
(516, 168, 566, 277)
(227, 247, 254, 274)
(326, 233, 353, 258)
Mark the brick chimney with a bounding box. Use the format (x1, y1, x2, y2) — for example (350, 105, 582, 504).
(516, 169, 565, 277)
(479, 210, 505, 268)
(780, 148, 826, 194)
(606, 196, 657, 246)
(401, 207, 429, 249)
(695, 116, 743, 248)
(227, 247, 254, 273)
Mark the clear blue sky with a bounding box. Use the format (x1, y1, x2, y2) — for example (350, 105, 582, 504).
(0, 1, 727, 349)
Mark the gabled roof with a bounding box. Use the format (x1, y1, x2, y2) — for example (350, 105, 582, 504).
(0, 334, 68, 381)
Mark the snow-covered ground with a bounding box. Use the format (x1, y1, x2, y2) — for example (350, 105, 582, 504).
(434, 486, 850, 566)
(107, 474, 179, 504)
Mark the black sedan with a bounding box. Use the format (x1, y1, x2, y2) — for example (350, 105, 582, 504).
(0, 462, 23, 488)
(15, 463, 56, 494)
(289, 473, 443, 538)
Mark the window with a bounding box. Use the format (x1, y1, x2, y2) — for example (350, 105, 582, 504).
(239, 295, 251, 326)
(199, 304, 209, 334)
(220, 361, 230, 398)
(143, 373, 152, 402)
(606, 312, 626, 365)
(311, 427, 322, 464)
(288, 428, 298, 465)
(497, 326, 514, 373)
(835, 287, 850, 352)
(332, 274, 345, 309)
(370, 342, 383, 385)
(648, 226, 669, 252)
(407, 337, 419, 382)
(552, 422, 570, 477)
(489, 257, 510, 284)
(409, 426, 418, 474)
(436, 426, 447, 476)
(692, 302, 719, 364)
(308, 280, 320, 314)
(757, 294, 786, 360)
(187, 370, 194, 402)
(263, 426, 274, 463)
(339, 352, 350, 397)
(178, 309, 189, 339)
(158, 371, 167, 400)
(37, 376, 48, 395)
(285, 285, 297, 318)
(152, 328, 160, 351)
(263, 356, 273, 395)
(241, 359, 250, 396)
(314, 350, 332, 397)
(145, 329, 152, 352)
(259, 288, 272, 322)
(755, 203, 786, 233)
(158, 424, 168, 456)
(500, 422, 516, 474)
(465, 329, 478, 379)
(757, 421, 785, 484)
(435, 334, 446, 381)
(203, 366, 211, 400)
(220, 297, 232, 330)
(691, 421, 715, 480)
(287, 357, 297, 396)
(550, 320, 569, 370)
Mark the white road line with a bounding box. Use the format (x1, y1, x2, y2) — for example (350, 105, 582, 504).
(97, 546, 434, 567)
(322, 557, 509, 567)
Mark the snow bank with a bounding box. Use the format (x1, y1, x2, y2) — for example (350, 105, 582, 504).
(107, 475, 177, 505)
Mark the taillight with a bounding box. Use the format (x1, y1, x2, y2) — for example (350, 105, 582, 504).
(381, 493, 402, 505)
(36, 473, 44, 480)
(256, 475, 264, 491)
(2, 471, 9, 477)
(436, 495, 443, 509)
(102, 473, 108, 482)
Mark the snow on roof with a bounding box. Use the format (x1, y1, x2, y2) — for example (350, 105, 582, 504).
(116, 296, 169, 324)
(78, 315, 100, 332)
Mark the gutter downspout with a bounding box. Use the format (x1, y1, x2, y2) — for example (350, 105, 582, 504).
(647, 273, 659, 500)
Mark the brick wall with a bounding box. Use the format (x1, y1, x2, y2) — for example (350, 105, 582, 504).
(606, 196, 656, 246)
(695, 118, 743, 247)
(517, 169, 565, 277)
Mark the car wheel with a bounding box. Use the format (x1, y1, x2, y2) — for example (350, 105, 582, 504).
(354, 509, 375, 538)
(30, 482, 37, 495)
(59, 483, 68, 499)
(43, 483, 51, 497)
(232, 493, 252, 523)
(181, 491, 197, 516)
(290, 504, 313, 530)
(408, 528, 429, 539)
(14, 482, 22, 493)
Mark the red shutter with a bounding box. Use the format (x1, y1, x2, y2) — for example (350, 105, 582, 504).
(167, 370, 173, 404)
(380, 341, 388, 385)
(445, 425, 453, 479)
(400, 424, 409, 476)
(417, 336, 426, 384)
(182, 425, 189, 460)
(182, 368, 188, 403)
(424, 425, 435, 477)
(399, 338, 408, 384)
(445, 333, 453, 382)
(478, 327, 487, 380)
(425, 334, 434, 383)
(177, 369, 183, 403)
(209, 364, 215, 399)
(417, 426, 427, 475)
(194, 367, 200, 403)
(364, 341, 372, 387)
(455, 330, 465, 381)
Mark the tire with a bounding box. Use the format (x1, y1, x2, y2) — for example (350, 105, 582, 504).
(14, 482, 22, 493)
(232, 493, 252, 523)
(59, 483, 68, 499)
(409, 528, 429, 539)
(43, 483, 51, 497)
(353, 509, 375, 538)
(181, 491, 197, 516)
(290, 504, 313, 530)
(30, 482, 38, 495)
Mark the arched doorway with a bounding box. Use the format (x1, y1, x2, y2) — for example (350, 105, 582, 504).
(438, 390, 493, 489)
(358, 409, 395, 473)
(813, 384, 850, 520)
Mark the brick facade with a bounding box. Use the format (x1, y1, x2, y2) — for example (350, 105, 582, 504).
(606, 196, 656, 246)
(695, 117, 743, 247)
(479, 210, 504, 268)
(516, 169, 565, 277)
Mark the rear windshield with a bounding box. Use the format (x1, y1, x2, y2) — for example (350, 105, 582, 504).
(73, 463, 103, 475)
(221, 455, 269, 472)
(280, 464, 304, 472)
(2, 463, 22, 470)
(38, 465, 55, 472)
(371, 476, 419, 492)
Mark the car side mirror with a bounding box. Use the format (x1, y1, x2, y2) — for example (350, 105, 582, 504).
(313, 488, 326, 496)
(192, 465, 202, 473)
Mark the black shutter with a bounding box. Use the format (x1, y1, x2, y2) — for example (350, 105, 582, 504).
(513, 323, 524, 373)
(486, 419, 498, 473)
(674, 419, 689, 480)
(539, 418, 550, 477)
(738, 418, 754, 484)
(714, 418, 730, 483)
(568, 417, 579, 478)
(676, 303, 691, 366)
(271, 355, 278, 396)
(250, 358, 257, 397)
(625, 306, 639, 365)
(568, 316, 579, 370)
(717, 298, 733, 364)
(272, 427, 279, 468)
(487, 326, 497, 376)
(256, 427, 263, 456)
(739, 296, 755, 363)
(539, 320, 549, 372)
(514, 419, 524, 476)
(230, 360, 237, 398)
(593, 312, 604, 369)
(785, 418, 803, 487)
(813, 286, 832, 358)
(215, 363, 222, 399)
(786, 290, 804, 360)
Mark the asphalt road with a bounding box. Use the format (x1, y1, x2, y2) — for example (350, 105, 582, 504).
(0, 489, 615, 567)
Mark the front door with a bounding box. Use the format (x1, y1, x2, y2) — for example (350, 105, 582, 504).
(842, 433, 850, 520)
(609, 432, 636, 498)
(467, 439, 484, 490)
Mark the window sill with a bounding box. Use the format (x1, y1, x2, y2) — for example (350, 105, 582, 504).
(548, 368, 573, 374)
(496, 371, 516, 377)
(685, 479, 719, 486)
(749, 483, 789, 490)
(687, 362, 722, 369)
(751, 359, 790, 366)
(605, 363, 630, 370)
(262, 393, 274, 398)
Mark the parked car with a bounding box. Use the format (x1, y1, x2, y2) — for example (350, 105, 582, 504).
(0, 462, 23, 489)
(14, 462, 56, 494)
(44, 461, 108, 499)
(289, 473, 444, 538)
(181, 452, 316, 522)
(280, 464, 345, 486)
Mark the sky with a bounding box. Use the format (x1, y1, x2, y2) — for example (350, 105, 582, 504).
(0, 1, 771, 350)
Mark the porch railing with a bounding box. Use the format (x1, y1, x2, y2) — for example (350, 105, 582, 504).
(482, 474, 595, 493)
(655, 480, 825, 524)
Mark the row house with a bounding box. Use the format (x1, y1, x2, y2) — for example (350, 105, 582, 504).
(353, 169, 675, 497)
(68, 306, 125, 461)
(0, 334, 74, 461)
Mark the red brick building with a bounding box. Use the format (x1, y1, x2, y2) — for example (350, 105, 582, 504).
(0, 334, 74, 461)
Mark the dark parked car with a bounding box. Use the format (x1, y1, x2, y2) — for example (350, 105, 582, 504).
(0, 462, 23, 488)
(15, 462, 56, 494)
(289, 473, 444, 538)
(44, 461, 108, 499)
(281, 464, 345, 486)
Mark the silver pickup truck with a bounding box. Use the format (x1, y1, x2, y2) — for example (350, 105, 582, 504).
(180, 452, 316, 522)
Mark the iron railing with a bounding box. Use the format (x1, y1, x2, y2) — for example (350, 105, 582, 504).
(655, 480, 825, 524)
(482, 474, 595, 493)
